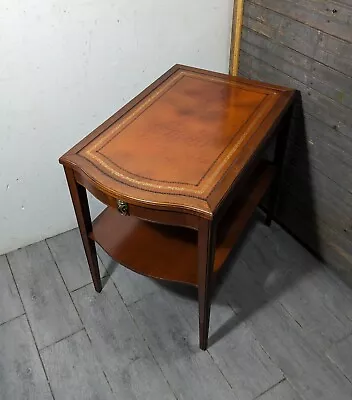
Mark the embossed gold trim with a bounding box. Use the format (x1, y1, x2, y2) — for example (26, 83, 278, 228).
(80, 70, 278, 196)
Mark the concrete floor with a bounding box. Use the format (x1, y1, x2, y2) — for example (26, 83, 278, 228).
(1, 214, 352, 400)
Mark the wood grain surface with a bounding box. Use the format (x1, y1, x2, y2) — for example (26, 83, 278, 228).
(239, 0, 352, 277)
(2, 221, 352, 399)
(60, 65, 294, 218)
(60, 64, 295, 349)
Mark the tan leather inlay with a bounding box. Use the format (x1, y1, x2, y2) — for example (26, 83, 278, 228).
(80, 70, 278, 198)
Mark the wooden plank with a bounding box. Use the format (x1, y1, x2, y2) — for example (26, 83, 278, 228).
(239, 221, 315, 293)
(40, 330, 115, 400)
(47, 229, 106, 292)
(338, 0, 352, 7)
(0, 315, 52, 400)
(220, 230, 352, 399)
(279, 180, 352, 245)
(275, 190, 352, 276)
(244, 2, 352, 76)
(128, 290, 238, 400)
(256, 380, 303, 400)
(253, 215, 352, 300)
(239, 0, 352, 276)
(313, 112, 352, 158)
(283, 163, 352, 219)
(250, 0, 352, 42)
(286, 115, 352, 192)
(241, 65, 352, 207)
(0, 255, 23, 325)
(323, 264, 352, 308)
(239, 45, 352, 139)
(247, 227, 352, 350)
(292, 114, 352, 171)
(241, 57, 352, 247)
(72, 280, 176, 400)
(241, 27, 352, 108)
(241, 58, 352, 272)
(247, 301, 352, 399)
(239, 74, 352, 176)
(159, 283, 284, 400)
(220, 247, 270, 317)
(97, 245, 159, 306)
(7, 241, 82, 350)
(327, 334, 352, 382)
(282, 165, 352, 232)
(239, 78, 352, 249)
(207, 309, 284, 400)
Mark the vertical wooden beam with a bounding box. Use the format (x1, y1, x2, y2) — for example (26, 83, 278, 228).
(230, 0, 245, 76)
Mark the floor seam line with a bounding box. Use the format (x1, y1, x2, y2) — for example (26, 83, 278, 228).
(121, 285, 179, 400)
(327, 330, 352, 349)
(83, 329, 115, 395)
(325, 352, 352, 386)
(0, 312, 26, 328)
(45, 239, 85, 327)
(92, 253, 179, 399)
(253, 377, 286, 400)
(39, 327, 86, 353)
(70, 281, 93, 294)
(44, 240, 117, 397)
(206, 349, 235, 391)
(5, 254, 56, 400)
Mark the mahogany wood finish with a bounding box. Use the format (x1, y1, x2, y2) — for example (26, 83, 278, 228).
(60, 65, 295, 350)
(64, 168, 102, 293)
(265, 107, 293, 226)
(197, 218, 216, 350)
(89, 162, 275, 287)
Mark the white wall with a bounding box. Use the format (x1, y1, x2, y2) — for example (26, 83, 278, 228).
(0, 0, 233, 255)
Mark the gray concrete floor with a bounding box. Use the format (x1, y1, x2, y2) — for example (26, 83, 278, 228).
(1, 214, 352, 400)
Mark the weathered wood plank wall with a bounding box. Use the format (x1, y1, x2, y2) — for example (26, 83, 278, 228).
(239, 0, 352, 279)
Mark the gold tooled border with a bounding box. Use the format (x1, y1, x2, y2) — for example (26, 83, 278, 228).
(81, 70, 277, 196)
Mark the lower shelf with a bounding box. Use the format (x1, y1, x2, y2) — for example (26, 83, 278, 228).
(90, 163, 275, 286)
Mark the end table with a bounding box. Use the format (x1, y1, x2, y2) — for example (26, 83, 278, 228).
(60, 65, 295, 350)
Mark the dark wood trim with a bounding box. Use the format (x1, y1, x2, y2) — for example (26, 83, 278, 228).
(265, 104, 294, 225)
(60, 66, 295, 349)
(64, 167, 102, 292)
(197, 218, 216, 350)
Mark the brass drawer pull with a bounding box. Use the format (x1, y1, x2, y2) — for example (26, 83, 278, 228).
(117, 200, 129, 216)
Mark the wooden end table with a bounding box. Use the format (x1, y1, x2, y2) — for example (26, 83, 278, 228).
(60, 65, 295, 350)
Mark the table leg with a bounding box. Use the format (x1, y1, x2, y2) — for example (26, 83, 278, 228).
(198, 219, 215, 350)
(64, 167, 102, 293)
(265, 105, 294, 226)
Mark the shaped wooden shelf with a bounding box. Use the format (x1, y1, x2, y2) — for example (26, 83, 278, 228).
(61, 65, 295, 349)
(90, 162, 275, 286)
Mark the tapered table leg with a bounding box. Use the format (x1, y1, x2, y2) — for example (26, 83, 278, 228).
(265, 105, 294, 226)
(197, 219, 216, 350)
(64, 167, 102, 292)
